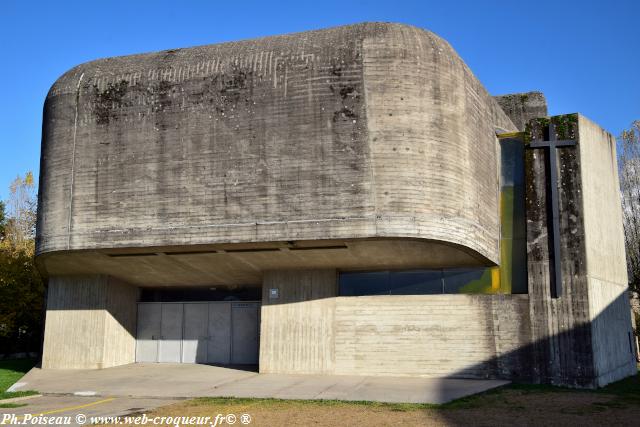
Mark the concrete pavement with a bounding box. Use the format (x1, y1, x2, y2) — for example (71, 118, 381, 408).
(0, 395, 177, 427)
(11, 363, 509, 404)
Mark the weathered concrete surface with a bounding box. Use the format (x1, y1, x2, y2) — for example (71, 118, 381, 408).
(494, 91, 547, 131)
(37, 22, 516, 273)
(260, 268, 531, 379)
(526, 114, 597, 387)
(332, 294, 531, 379)
(524, 114, 636, 387)
(15, 363, 509, 404)
(41, 275, 138, 369)
(37, 238, 492, 287)
(260, 270, 337, 374)
(577, 115, 637, 386)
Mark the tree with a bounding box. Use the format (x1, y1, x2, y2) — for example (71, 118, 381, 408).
(4, 172, 37, 253)
(619, 121, 640, 295)
(0, 200, 6, 241)
(0, 172, 44, 355)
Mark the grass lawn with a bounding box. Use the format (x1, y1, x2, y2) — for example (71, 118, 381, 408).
(0, 358, 38, 400)
(108, 373, 640, 426)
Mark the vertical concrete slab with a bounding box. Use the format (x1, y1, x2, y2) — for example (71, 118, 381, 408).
(577, 115, 637, 386)
(259, 270, 337, 374)
(102, 276, 138, 367)
(42, 275, 138, 369)
(494, 92, 548, 131)
(525, 114, 636, 387)
(525, 115, 596, 387)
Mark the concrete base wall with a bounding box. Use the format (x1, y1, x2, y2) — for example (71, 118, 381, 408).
(42, 275, 138, 369)
(260, 270, 337, 374)
(334, 294, 531, 378)
(588, 279, 637, 386)
(260, 269, 531, 378)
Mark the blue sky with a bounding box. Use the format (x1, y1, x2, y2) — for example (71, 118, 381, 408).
(1, 0, 638, 201)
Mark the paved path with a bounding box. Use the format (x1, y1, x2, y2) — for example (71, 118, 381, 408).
(0, 395, 177, 426)
(13, 363, 509, 404)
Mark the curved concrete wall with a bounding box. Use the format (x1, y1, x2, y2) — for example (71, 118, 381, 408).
(37, 22, 516, 264)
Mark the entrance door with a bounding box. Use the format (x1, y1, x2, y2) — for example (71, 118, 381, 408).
(182, 303, 208, 363)
(136, 303, 161, 362)
(158, 303, 183, 363)
(208, 303, 232, 364)
(135, 301, 260, 365)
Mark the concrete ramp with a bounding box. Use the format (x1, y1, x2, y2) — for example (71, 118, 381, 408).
(14, 363, 508, 404)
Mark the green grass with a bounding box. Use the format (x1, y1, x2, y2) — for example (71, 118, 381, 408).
(188, 396, 438, 411)
(0, 358, 38, 400)
(188, 371, 640, 412)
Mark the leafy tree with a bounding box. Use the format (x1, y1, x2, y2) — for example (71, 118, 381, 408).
(4, 172, 37, 252)
(619, 121, 640, 295)
(0, 200, 6, 241)
(0, 172, 44, 355)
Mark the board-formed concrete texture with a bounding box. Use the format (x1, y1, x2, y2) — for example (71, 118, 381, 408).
(524, 114, 636, 387)
(37, 22, 636, 390)
(494, 91, 548, 131)
(41, 275, 138, 369)
(260, 269, 531, 378)
(38, 22, 515, 267)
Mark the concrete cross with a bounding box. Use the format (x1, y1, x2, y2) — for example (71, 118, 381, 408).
(529, 122, 576, 298)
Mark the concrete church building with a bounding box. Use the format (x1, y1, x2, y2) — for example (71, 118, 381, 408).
(37, 22, 636, 388)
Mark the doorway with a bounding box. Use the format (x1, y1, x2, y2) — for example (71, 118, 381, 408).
(135, 301, 260, 365)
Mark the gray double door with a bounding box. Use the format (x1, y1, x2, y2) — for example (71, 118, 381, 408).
(136, 302, 260, 365)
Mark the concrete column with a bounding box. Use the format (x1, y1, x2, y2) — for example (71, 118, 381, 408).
(525, 114, 636, 387)
(41, 275, 138, 369)
(578, 116, 637, 386)
(259, 270, 337, 374)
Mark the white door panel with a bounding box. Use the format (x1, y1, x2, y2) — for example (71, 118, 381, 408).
(158, 303, 183, 363)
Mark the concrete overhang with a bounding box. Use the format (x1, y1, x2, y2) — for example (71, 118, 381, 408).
(36, 22, 517, 274)
(36, 237, 493, 287)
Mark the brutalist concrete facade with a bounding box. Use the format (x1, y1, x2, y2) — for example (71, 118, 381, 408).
(37, 23, 635, 387)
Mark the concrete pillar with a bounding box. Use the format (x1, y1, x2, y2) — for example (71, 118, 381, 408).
(525, 114, 636, 387)
(41, 275, 138, 369)
(259, 270, 337, 374)
(578, 116, 637, 386)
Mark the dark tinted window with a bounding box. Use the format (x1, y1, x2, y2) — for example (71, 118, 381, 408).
(442, 269, 491, 293)
(338, 268, 512, 296)
(339, 271, 389, 296)
(389, 270, 443, 295)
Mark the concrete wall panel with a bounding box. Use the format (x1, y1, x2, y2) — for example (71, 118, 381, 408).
(37, 23, 516, 267)
(333, 295, 530, 378)
(578, 115, 636, 385)
(42, 275, 138, 369)
(260, 269, 530, 378)
(260, 270, 336, 374)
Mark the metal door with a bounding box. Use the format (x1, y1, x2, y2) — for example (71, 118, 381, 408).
(136, 301, 260, 364)
(158, 303, 183, 362)
(182, 303, 208, 363)
(231, 302, 260, 364)
(207, 303, 232, 364)
(136, 303, 161, 362)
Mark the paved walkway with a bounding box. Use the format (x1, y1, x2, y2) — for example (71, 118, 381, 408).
(0, 395, 177, 427)
(13, 363, 509, 404)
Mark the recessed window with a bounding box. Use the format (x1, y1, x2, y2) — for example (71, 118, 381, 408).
(339, 271, 390, 296)
(389, 270, 443, 295)
(339, 268, 503, 296)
